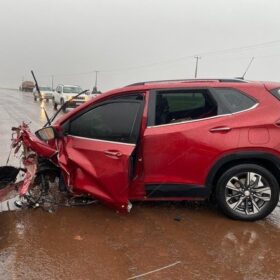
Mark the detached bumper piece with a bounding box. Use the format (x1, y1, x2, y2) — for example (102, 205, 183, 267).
(0, 166, 22, 212)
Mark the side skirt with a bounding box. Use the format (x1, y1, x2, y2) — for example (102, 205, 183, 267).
(144, 184, 210, 199)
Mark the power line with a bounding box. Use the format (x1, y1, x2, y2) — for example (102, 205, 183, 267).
(20, 38, 280, 80)
(102, 38, 280, 73)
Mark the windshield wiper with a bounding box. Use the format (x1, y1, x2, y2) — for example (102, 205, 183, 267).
(44, 90, 88, 127)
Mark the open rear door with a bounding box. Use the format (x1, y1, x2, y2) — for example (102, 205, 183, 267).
(60, 97, 144, 212)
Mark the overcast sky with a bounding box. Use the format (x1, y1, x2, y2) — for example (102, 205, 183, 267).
(0, 0, 280, 91)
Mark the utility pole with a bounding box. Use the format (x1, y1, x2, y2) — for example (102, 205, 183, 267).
(194, 56, 201, 78)
(93, 71, 99, 93)
(51, 75, 54, 90)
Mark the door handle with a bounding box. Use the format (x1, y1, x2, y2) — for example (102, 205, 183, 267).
(104, 150, 122, 158)
(209, 126, 232, 133)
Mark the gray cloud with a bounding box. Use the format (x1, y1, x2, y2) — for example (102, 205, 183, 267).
(0, 0, 280, 91)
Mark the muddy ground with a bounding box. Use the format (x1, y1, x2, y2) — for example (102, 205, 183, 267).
(1, 89, 280, 280)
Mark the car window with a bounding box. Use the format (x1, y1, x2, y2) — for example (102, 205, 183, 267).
(112, 93, 144, 100)
(154, 89, 217, 125)
(63, 86, 82, 94)
(40, 87, 52, 91)
(270, 88, 280, 101)
(212, 88, 257, 114)
(69, 101, 143, 144)
(149, 88, 257, 126)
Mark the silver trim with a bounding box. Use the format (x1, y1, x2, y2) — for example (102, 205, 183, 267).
(147, 103, 259, 128)
(68, 135, 136, 146)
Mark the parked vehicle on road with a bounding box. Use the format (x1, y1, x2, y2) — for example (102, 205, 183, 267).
(2, 78, 280, 221)
(20, 81, 35, 92)
(33, 86, 54, 101)
(53, 84, 88, 112)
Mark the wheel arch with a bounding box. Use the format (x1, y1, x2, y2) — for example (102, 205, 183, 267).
(206, 151, 280, 195)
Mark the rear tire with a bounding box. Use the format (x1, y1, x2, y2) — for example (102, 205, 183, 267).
(215, 164, 279, 221)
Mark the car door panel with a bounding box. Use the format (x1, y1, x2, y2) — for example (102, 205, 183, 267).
(143, 89, 240, 188)
(143, 115, 239, 186)
(59, 98, 145, 212)
(62, 135, 135, 212)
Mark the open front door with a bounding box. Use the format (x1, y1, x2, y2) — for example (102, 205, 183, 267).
(60, 96, 144, 212)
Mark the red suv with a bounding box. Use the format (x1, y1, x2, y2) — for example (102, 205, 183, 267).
(30, 79, 280, 220)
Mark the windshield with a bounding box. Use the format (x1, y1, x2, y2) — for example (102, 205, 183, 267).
(40, 87, 52, 91)
(63, 86, 82, 94)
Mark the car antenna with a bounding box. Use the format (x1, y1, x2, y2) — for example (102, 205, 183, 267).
(31, 70, 51, 126)
(236, 57, 255, 80)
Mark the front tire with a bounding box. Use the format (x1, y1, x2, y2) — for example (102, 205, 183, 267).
(53, 99, 58, 110)
(216, 164, 279, 221)
(61, 99, 67, 113)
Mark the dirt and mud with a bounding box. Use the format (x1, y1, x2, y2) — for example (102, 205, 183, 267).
(1, 89, 280, 280)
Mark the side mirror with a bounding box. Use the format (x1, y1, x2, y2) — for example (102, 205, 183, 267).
(35, 127, 57, 141)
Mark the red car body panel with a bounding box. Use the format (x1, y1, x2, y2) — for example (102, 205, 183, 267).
(60, 135, 135, 212)
(35, 80, 280, 211)
(22, 130, 57, 159)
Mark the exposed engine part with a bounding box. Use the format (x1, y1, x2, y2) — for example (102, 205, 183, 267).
(16, 176, 97, 213)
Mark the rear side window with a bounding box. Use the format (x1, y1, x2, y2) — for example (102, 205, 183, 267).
(212, 88, 257, 114)
(165, 92, 205, 112)
(154, 89, 218, 125)
(69, 101, 142, 143)
(149, 88, 257, 126)
(270, 88, 280, 101)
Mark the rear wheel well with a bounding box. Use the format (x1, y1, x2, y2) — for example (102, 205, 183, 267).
(210, 158, 280, 194)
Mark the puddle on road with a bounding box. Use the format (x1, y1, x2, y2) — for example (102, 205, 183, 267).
(1, 203, 280, 279)
(1, 90, 280, 279)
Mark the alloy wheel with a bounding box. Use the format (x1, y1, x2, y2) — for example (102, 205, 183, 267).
(225, 172, 271, 215)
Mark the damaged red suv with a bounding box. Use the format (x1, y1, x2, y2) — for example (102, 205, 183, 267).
(10, 78, 280, 221)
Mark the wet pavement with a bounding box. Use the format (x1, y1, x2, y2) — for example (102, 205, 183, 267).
(1, 89, 280, 280)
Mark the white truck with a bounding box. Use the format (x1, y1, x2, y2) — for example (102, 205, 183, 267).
(53, 84, 89, 112)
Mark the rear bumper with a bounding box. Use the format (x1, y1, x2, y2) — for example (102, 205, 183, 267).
(34, 93, 53, 100)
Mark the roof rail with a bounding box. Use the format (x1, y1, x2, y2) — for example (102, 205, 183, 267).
(126, 78, 247, 87)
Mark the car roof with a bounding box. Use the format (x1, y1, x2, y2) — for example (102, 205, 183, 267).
(55, 78, 280, 126)
(106, 78, 263, 94)
(125, 78, 248, 87)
